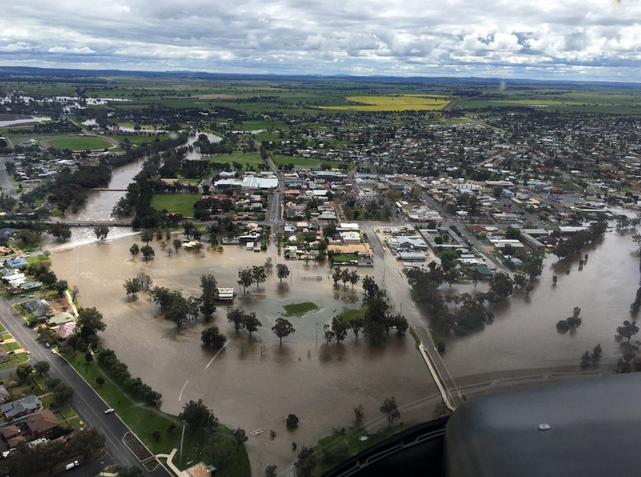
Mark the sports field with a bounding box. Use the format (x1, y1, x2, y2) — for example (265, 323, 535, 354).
(46, 136, 113, 151)
(319, 94, 450, 111)
(150, 193, 200, 216)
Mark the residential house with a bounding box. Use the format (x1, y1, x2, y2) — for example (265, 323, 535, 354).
(25, 410, 59, 439)
(0, 395, 41, 418)
(47, 312, 75, 328)
(1, 425, 24, 448)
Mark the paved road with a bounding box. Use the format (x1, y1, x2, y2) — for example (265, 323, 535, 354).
(0, 156, 17, 197)
(0, 298, 171, 476)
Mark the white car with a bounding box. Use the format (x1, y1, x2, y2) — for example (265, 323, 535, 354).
(51, 349, 57, 355)
(104, 408, 115, 414)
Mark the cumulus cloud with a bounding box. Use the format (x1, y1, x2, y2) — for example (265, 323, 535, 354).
(0, 0, 640, 80)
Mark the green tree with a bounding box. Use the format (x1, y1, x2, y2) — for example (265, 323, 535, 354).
(34, 361, 50, 375)
(47, 223, 71, 242)
(349, 270, 360, 289)
(286, 414, 299, 429)
(96, 376, 105, 386)
(94, 224, 109, 241)
(265, 465, 278, 477)
(272, 318, 295, 346)
(199, 274, 218, 320)
(123, 278, 141, 299)
(276, 263, 290, 283)
(332, 267, 343, 286)
(353, 404, 365, 424)
(78, 307, 106, 338)
(141, 244, 155, 260)
(227, 308, 246, 333)
(252, 265, 267, 290)
(129, 243, 140, 258)
(331, 316, 348, 344)
(244, 312, 262, 337)
(53, 382, 75, 406)
(592, 344, 603, 362)
(53, 280, 68, 297)
(16, 363, 33, 381)
(233, 428, 248, 447)
(238, 267, 254, 293)
(380, 396, 400, 425)
(293, 446, 316, 477)
(201, 327, 226, 349)
(617, 320, 639, 343)
(173, 239, 182, 251)
(140, 229, 154, 244)
(179, 399, 216, 433)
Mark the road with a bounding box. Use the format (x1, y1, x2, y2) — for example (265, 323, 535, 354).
(0, 157, 17, 197)
(414, 325, 465, 410)
(0, 298, 170, 476)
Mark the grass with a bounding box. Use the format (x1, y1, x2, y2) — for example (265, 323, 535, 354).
(409, 328, 420, 349)
(2, 341, 21, 351)
(272, 155, 338, 168)
(46, 136, 113, 151)
(318, 94, 449, 111)
(332, 254, 358, 262)
(207, 153, 265, 170)
(0, 352, 28, 369)
(150, 193, 201, 217)
(283, 302, 320, 316)
(313, 425, 406, 475)
(336, 306, 367, 325)
(108, 134, 162, 146)
(176, 428, 250, 477)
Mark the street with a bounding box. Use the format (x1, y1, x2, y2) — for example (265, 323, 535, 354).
(0, 298, 171, 476)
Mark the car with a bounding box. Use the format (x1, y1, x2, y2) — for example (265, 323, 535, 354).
(29, 295, 35, 298)
(20, 295, 26, 298)
(64, 461, 79, 471)
(45, 343, 50, 348)
(51, 349, 57, 355)
(25, 351, 30, 355)
(104, 408, 115, 414)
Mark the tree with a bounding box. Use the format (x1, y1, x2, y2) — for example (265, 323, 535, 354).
(380, 396, 400, 425)
(332, 267, 343, 286)
(331, 317, 348, 344)
(489, 273, 514, 301)
(293, 446, 316, 477)
(179, 399, 216, 432)
(227, 308, 246, 333)
(94, 225, 109, 241)
(78, 307, 106, 338)
(136, 272, 153, 291)
(592, 344, 603, 362)
(244, 313, 262, 337)
(580, 350, 591, 367)
(238, 268, 254, 293)
(272, 318, 295, 346)
(233, 428, 248, 447)
(353, 404, 365, 424)
(286, 414, 299, 429)
(323, 324, 335, 345)
(513, 274, 527, 289)
(53, 280, 68, 297)
(352, 317, 364, 338)
(252, 265, 267, 290)
(276, 263, 290, 283)
(141, 244, 155, 260)
(349, 270, 360, 289)
(53, 382, 74, 406)
(199, 274, 218, 319)
(16, 363, 33, 381)
(124, 278, 141, 299)
(265, 465, 278, 477)
(201, 327, 226, 349)
(173, 239, 182, 251)
(140, 229, 154, 244)
(96, 376, 105, 386)
(617, 320, 639, 343)
(34, 361, 50, 375)
(129, 243, 140, 258)
(48, 223, 71, 242)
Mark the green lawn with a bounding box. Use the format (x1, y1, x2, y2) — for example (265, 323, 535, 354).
(208, 153, 265, 170)
(272, 155, 338, 168)
(0, 352, 28, 369)
(283, 302, 320, 316)
(336, 306, 367, 325)
(150, 193, 201, 217)
(47, 136, 113, 151)
(2, 341, 21, 351)
(313, 425, 405, 475)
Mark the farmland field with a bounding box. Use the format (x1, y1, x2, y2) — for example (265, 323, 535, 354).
(319, 94, 450, 111)
(46, 136, 113, 151)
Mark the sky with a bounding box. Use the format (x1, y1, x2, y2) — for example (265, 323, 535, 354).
(1, 0, 641, 82)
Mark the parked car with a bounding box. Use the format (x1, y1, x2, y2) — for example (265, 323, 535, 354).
(65, 461, 79, 471)
(104, 408, 115, 414)
(51, 349, 57, 355)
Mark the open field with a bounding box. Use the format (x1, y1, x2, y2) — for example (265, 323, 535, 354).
(47, 136, 113, 151)
(272, 155, 339, 168)
(283, 301, 320, 316)
(208, 153, 265, 170)
(319, 94, 450, 111)
(150, 193, 201, 216)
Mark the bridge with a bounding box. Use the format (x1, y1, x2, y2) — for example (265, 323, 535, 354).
(412, 324, 465, 411)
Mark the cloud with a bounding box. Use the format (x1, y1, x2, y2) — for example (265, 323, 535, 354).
(48, 46, 95, 54)
(0, 0, 639, 81)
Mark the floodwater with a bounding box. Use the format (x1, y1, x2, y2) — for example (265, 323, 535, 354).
(0, 116, 50, 127)
(46, 139, 641, 471)
(48, 134, 441, 471)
